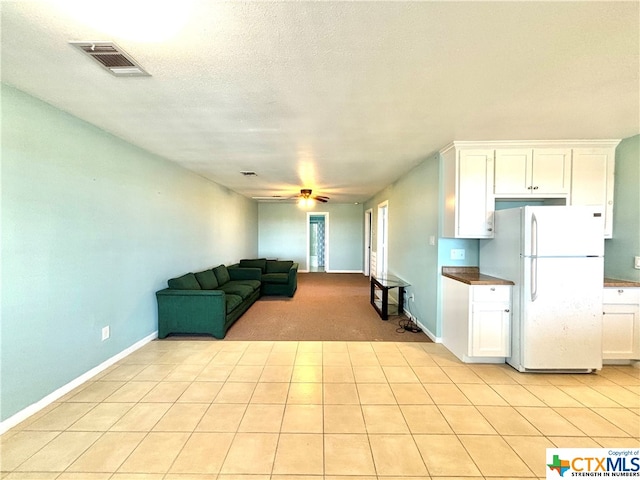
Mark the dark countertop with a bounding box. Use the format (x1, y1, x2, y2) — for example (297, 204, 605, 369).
(604, 277, 640, 288)
(442, 266, 514, 286)
(442, 267, 640, 288)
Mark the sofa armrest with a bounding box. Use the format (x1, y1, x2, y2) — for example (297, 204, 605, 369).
(288, 263, 299, 280)
(228, 267, 262, 281)
(156, 288, 228, 338)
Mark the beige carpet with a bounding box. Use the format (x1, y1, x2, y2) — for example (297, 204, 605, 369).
(224, 273, 430, 342)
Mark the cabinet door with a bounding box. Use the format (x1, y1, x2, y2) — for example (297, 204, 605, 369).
(531, 148, 570, 194)
(470, 302, 511, 357)
(494, 149, 531, 195)
(457, 150, 494, 238)
(571, 148, 615, 238)
(602, 304, 640, 360)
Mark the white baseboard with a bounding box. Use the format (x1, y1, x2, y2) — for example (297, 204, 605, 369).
(0, 331, 158, 435)
(402, 309, 441, 342)
(406, 312, 441, 343)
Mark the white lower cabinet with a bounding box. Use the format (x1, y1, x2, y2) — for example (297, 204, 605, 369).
(602, 287, 640, 361)
(471, 302, 511, 357)
(442, 277, 511, 362)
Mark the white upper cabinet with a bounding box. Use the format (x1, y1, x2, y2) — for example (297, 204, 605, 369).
(441, 145, 494, 238)
(571, 146, 617, 238)
(439, 140, 619, 239)
(494, 148, 570, 196)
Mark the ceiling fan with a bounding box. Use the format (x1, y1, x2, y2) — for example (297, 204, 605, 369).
(296, 188, 330, 206)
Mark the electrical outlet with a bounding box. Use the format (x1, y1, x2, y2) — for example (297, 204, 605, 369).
(429, 235, 436, 246)
(101, 326, 110, 341)
(450, 249, 465, 260)
(635, 256, 640, 269)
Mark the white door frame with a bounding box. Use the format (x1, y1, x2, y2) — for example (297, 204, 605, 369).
(377, 201, 388, 277)
(306, 212, 329, 273)
(364, 208, 373, 276)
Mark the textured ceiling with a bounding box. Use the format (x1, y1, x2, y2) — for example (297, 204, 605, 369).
(2, 1, 638, 203)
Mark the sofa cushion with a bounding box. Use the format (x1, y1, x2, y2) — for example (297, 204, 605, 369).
(261, 272, 290, 284)
(167, 273, 201, 290)
(219, 282, 256, 300)
(194, 269, 219, 290)
(234, 279, 261, 290)
(225, 294, 243, 314)
(266, 260, 293, 274)
(213, 265, 231, 285)
(239, 258, 267, 273)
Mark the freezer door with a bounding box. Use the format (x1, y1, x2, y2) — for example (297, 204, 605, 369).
(520, 256, 603, 370)
(522, 206, 604, 257)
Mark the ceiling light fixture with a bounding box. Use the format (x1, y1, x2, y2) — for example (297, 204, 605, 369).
(55, 0, 194, 42)
(298, 197, 315, 208)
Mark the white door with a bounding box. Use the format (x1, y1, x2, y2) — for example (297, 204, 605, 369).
(377, 201, 388, 277)
(521, 256, 603, 370)
(364, 209, 372, 276)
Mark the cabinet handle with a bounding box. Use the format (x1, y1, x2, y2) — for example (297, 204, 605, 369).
(505, 309, 510, 313)
(490, 287, 495, 291)
(527, 186, 533, 190)
(618, 289, 624, 294)
(487, 228, 493, 232)
(533, 186, 539, 190)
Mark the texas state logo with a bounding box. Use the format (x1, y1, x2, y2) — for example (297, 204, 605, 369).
(547, 448, 640, 478)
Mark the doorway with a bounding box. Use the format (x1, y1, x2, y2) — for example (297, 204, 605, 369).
(307, 213, 329, 272)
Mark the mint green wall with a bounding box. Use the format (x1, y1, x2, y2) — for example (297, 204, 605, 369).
(1, 85, 258, 421)
(605, 135, 640, 281)
(365, 155, 442, 337)
(258, 203, 363, 271)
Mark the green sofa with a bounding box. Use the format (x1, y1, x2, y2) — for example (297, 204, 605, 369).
(156, 264, 261, 339)
(230, 258, 298, 297)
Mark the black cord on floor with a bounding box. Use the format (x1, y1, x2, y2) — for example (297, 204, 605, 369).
(396, 317, 422, 333)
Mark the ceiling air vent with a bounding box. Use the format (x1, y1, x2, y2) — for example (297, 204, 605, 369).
(240, 171, 257, 176)
(69, 41, 150, 77)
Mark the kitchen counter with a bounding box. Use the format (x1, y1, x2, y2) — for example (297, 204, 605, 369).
(442, 266, 514, 286)
(604, 277, 640, 288)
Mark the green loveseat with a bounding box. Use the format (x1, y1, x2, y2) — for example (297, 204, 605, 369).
(156, 264, 261, 339)
(230, 259, 298, 297)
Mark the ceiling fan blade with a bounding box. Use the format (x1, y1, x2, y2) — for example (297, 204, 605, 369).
(314, 196, 329, 203)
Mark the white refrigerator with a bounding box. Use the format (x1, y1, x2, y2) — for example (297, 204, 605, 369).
(480, 206, 604, 372)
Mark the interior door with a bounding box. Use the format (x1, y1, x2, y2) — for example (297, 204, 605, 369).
(377, 202, 388, 277)
(364, 209, 372, 276)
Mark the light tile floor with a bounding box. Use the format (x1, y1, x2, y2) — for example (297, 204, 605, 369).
(1, 340, 639, 479)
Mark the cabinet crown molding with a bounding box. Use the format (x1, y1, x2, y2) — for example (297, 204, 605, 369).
(440, 139, 621, 153)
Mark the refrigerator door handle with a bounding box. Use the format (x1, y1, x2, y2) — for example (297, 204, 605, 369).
(531, 257, 538, 302)
(531, 213, 538, 257)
